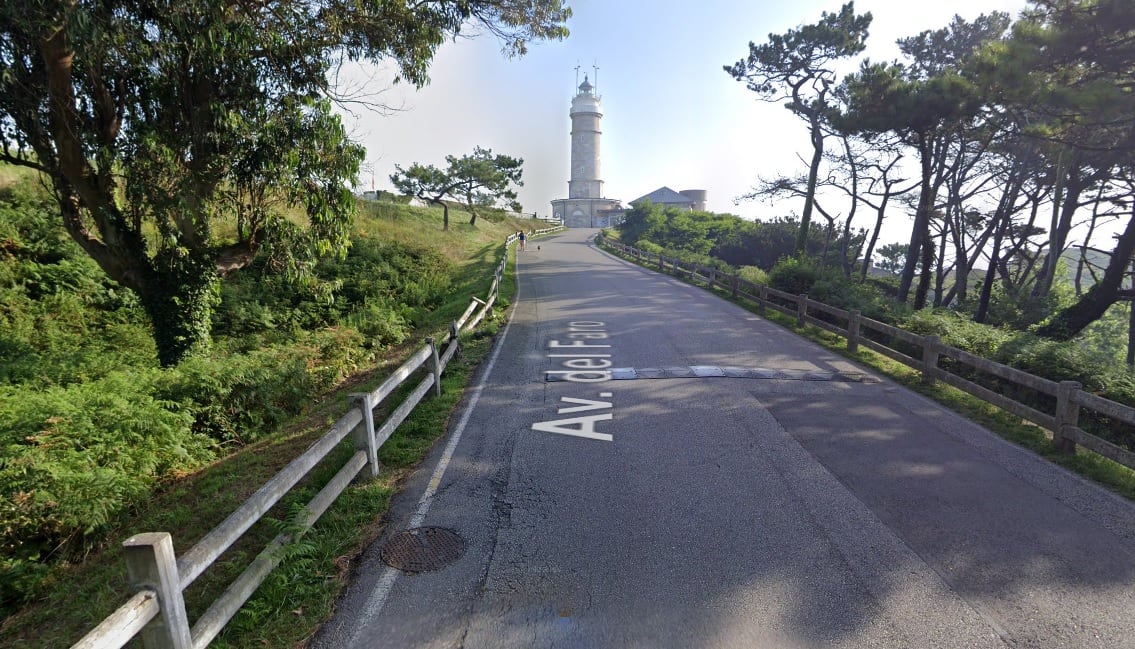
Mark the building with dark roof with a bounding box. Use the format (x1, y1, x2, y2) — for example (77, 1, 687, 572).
(630, 187, 708, 211)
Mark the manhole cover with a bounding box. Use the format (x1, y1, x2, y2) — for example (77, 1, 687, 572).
(380, 527, 465, 573)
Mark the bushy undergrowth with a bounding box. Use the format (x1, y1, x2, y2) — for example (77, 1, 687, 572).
(737, 266, 769, 287)
(902, 309, 1135, 449)
(767, 256, 820, 296)
(214, 236, 453, 343)
(0, 181, 153, 386)
(0, 371, 212, 604)
(0, 170, 468, 610)
(767, 257, 904, 323)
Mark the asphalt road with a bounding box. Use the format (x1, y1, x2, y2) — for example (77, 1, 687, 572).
(314, 228, 1135, 648)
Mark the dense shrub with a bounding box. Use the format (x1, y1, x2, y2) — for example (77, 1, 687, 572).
(737, 266, 769, 286)
(214, 237, 453, 342)
(0, 372, 214, 605)
(809, 273, 899, 322)
(903, 310, 1015, 360)
(0, 181, 153, 387)
(767, 256, 820, 296)
(155, 349, 313, 446)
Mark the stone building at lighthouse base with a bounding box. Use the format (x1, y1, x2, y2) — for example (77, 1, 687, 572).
(551, 196, 624, 229)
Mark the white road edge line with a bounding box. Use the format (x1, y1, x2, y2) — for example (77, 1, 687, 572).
(346, 243, 523, 645)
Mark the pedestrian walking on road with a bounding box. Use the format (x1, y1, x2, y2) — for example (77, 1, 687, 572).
(518, 230, 526, 250)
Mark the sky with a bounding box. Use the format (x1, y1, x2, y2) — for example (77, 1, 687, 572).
(338, 0, 1033, 245)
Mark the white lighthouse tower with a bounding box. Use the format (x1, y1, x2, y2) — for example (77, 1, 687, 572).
(552, 71, 622, 228)
(568, 75, 603, 199)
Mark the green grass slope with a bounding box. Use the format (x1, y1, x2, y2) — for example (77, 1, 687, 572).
(0, 170, 543, 646)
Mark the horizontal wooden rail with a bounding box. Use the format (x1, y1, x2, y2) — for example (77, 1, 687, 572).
(934, 371, 1058, 431)
(189, 450, 370, 649)
(71, 591, 159, 649)
(595, 233, 1135, 473)
(1066, 426, 1135, 468)
(175, 407, 365, 590)
(937, 345, 1060, 396)
(809, 300, 850, 321)
(804, 314, 846, 337)
(1074, 390, 1135, 426)
(69, 227, 563, 649)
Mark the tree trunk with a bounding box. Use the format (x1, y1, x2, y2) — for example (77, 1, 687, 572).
(948, 198, 967, 306)
(838, 134, 859, 278)
(859, 196, 889, 282)
(933, 225, 949, 307)
(431, 198, 449, 231)
(973, 171, 1024, 323)
(49, 173, 217, 366)
(1034, 160, 1089, 299)
(466, 183, 478, 226)
(1036, 212, 1135, 340)
(1073, 184, 1109, 295)
(796, 111, 826, 256)
(973, 220, 1003, 323)
(914, 227, 936, 309)
(899, 137, 935, 303)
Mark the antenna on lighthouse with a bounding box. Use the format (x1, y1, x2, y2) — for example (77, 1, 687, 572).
(593, 63, 600, 94)
(574, 63, 581, 91)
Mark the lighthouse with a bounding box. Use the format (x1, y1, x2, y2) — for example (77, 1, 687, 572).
(568, 75, 602, 199)
(551, 73, 623, 228)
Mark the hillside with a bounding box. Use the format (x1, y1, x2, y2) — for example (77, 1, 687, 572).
(0, 165, 545, 646)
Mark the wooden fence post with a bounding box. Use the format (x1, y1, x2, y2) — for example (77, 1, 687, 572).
(426, 337, 442, 397)
(758, 285, 768, 314)
(797, 294, 808, 327)
(731, 274, 739, 299)
(1054, 380, 1082, 454)
(124, 533, 192, 649)
(708, 269, 716, 290)
(658, 252, 664, 270)
(847, 310, 861, 353)
(349, 392, 379, 479)
(921, 335, 941, 385)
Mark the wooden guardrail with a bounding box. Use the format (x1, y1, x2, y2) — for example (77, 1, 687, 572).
(597, 234, 1135, 472)
(72, 226, 563, 649)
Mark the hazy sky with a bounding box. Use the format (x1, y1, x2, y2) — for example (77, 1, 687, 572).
(339, 0, 1031, 244)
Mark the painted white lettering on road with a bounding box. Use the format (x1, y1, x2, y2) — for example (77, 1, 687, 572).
(531, 394, 614, 442)
(544, 321, 614, 383)
(534, 320, 617, 441)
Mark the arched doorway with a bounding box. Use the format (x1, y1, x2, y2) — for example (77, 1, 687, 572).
(567, 209, 587, 229)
